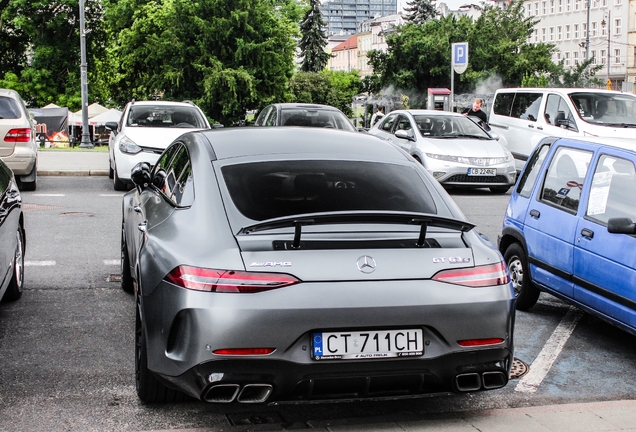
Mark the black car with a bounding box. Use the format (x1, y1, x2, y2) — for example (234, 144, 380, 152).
(254, 103, 358, 132)
(0, 159, 24, 302)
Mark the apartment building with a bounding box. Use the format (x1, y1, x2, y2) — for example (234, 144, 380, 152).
(319, 0, 398, 36)
(523, 0, 633, 88)
(329, 35, 359, 71)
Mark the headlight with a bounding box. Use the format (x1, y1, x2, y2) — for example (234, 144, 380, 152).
(119, 135, 142, 154)
(426, 153, 471, 164)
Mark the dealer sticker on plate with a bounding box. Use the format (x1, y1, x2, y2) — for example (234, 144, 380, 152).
(467, 168, 496, 176)
(312, 329, 423, 360)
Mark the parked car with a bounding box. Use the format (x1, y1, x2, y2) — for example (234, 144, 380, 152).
(489, 87, 636, 172)
(0, 158, 24, 302)
(253, 103, 358, 132)
(499, 136, 636, 335)
(368, 109, 516, 194)
(106, 100, 210, 191)
(0, 89, 38, 191)
(122, 127, 515, 404)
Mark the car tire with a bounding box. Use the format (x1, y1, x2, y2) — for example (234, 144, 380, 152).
(19, 165, 37, 192)
(490, 186, 511, 194)
(3, 226, 24, 302)
(113, 166, 128, 191)
(504, 242, 540, 311)
(135, 294, 186, 403)
(121, 227, 134, 294)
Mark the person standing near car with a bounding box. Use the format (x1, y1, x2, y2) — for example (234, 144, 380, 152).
(370, 107, 384, 127)
(463, 98, 488, 124)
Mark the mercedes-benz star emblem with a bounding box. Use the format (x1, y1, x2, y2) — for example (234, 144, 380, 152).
(356, 255, 377, 274)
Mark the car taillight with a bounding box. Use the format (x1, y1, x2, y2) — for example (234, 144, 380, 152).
(432, 262, 510, 287)
(457, 338, 505, 347)
(164, 265, 300, 293)
(4, 128, 31, 143)
(213, 348, 275, 356)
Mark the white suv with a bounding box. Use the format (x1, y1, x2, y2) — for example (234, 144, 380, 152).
(106, 100, 210, 190)
(0, 89, 38, 191)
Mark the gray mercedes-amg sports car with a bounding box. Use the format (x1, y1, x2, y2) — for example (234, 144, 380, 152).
(121, 127, 515, 404)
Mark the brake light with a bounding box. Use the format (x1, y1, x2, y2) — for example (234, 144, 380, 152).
(213, 348, 275, 356)
(457, 338, 505, 347)
(432, 262, 510, 287)
(4, 128, 31, 143)
(165, 265, 300, 293)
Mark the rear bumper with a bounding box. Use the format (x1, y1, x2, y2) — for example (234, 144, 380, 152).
(2, 145, 36, 175)
(157, 348, 513, 404)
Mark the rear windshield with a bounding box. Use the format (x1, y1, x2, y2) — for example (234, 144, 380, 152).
(222, 160, 437, 221)
(126, 105, 207, 128)
(0, 97, 21, 119)
(280, 109, 356, 131)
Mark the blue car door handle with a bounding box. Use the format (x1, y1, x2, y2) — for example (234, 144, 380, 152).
(581, 228, 594, 239)
(529, 209, 540, 219)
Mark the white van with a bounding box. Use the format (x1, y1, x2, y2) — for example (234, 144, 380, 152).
(488, 88, 636, 171)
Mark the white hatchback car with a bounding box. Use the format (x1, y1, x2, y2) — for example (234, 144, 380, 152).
(107, 100, 210, 190)
(0, 89, 38, 191)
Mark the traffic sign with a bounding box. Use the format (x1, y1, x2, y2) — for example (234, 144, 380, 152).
(452, 42, 468, 74)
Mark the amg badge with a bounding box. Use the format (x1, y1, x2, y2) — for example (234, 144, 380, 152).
(250, 261, 292, 267)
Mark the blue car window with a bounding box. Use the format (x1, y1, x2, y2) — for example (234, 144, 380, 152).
(517, 143, 551, 198)
(586, 155, 636, 224)
(540, 147, 592, 212)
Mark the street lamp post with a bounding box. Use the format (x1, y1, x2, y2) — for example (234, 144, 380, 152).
(585, 0, 590, 60)
(601, 11, 611, 89)
(79, 0, 93, 148)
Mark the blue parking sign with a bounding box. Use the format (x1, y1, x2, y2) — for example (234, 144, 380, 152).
(452, 42, 468, 74)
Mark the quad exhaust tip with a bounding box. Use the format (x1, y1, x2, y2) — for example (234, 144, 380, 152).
(455, 371, 507, 392)
(202, 383, 273, 403)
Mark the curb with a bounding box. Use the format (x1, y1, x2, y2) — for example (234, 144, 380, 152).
(38, 170, 109, 176)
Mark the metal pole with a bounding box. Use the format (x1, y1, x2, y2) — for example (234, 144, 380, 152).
(79, 0, 93, 148)
(450, 62, 454, 112)
(585, 0, 590, 61)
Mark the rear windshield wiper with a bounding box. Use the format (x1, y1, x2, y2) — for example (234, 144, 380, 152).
(240, 211, 475, 249)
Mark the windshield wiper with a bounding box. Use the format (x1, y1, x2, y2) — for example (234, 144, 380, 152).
(453, 134, 491, 140)
(240, 211, 474, 249)
(602, 123, 636, 128)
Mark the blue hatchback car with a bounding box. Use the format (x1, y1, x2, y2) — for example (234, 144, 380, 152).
(499, 136, 636, 334)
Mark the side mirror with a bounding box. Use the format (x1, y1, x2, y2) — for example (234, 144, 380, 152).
(490, 133, 500, 140)
(152, 169, 167, 190)
(105, 122, 118, 133)
(607, 217, 636, 234)
(130, 162, 152, 191)
(395, 129, 416, 142)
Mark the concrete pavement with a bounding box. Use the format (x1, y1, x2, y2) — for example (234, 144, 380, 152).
(35, 150, 636, 432)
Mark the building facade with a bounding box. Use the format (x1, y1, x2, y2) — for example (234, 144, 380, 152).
(319, 0, 398, 36)
(329, 35, 359, 71)
(523, 0, 632, 88)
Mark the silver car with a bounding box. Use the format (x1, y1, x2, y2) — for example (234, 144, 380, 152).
(0, 158, 24, 302)
(369, 110, 517, 194)
(122, 127, 515, 404)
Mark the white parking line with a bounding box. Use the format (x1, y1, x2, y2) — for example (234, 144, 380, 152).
(99, 194, 123, 197)
(25, 261, 57, 266)
(103, 260, 119, 265)
(515, 306, 584, 393)
(32, 194, 65, 197)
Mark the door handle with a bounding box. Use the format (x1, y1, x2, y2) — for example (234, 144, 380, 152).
(536, 126, 543, 130)
(529, 209, 540, 219)
(581, 228, 594, 239)
(528, 124, 535, 128)
(138, 221, 147, 233)
(133, 205, 142, 213)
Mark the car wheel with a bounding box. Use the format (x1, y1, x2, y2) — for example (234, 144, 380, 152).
(490, 186, 511, 194)
(19, 165, 37, 192)
(113, 166, 128, 191)
(121, 227, 133, 293)
(3, 226, 24, 302)
(504, 242, 540, 311)
(135, 293, 185, 403)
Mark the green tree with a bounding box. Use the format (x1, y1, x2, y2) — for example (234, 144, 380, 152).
(0, 0, 105, 109)
(289, 70, 361, 116)
(367, 0, 557, 94)
(102, 0, 298, 124)
(404, 0, 437, 24)
(298, 0, 331, 72)
(550, 58, 603, 87)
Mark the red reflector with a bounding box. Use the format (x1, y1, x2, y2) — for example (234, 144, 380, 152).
(4, 128, 31, 143)
(213, 348, 275, 356)
(432, 262, 510, 287)
(165, 265, 300, 293)
(457, 338, 505, 347)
